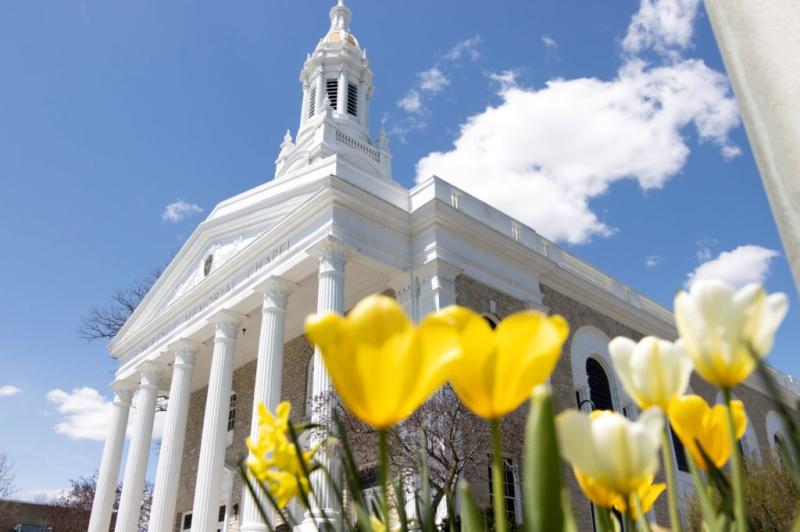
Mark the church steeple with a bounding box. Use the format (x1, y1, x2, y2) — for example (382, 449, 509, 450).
(274, 0, 392, 181)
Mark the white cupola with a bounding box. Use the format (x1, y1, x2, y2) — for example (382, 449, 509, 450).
(274, 0, 392, 181)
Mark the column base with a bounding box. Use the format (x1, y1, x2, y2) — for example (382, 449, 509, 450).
(240, 523, 270, 532)
(295, 510, 340, 532)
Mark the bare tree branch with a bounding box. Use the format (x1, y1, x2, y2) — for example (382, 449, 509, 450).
(77, 266, 164, 341)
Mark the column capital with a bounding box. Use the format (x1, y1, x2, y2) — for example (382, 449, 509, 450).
(254, 276, 297, 310)
(209, 309, 245, 341)
(308, 238, 355, 275)
(169, 338, 203, 367)
(388, 271, 417, 304)
(139, 362, 166, 389)
(110, 381, 135, 405)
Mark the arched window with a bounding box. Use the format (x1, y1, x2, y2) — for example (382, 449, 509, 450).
(586, 358, 614, 411)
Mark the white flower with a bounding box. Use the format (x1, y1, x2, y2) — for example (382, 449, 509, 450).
(557, 408, 663, 496)
(674, 280, 788, 388)
(609, 336, 692, 410)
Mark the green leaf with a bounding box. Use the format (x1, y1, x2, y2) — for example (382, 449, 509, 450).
(592, 504, 615, 532)
(523, 385, 565, 532)
(560, 489, 578, 532)
(459, 481, 486, 532)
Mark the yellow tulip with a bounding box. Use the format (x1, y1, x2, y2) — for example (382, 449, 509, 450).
(557, 408, 663, 497)
(434, 306, 569, 419)
(668, 394, 747, 470)
(305, 294, 460, 429)
(245, 401, 317, 508)
(609, 336, 693, 410)
(573, 468, 664, 520)
(674, 280, 788, 388)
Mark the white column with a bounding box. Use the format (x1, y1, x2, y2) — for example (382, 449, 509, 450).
(240, 278, 296, 532)
(115, 363, 163, 532)
(191, 310, 242, 532)
(148, 340, 201, 532)
(316, 69, 326, 114)
(337, 70, 347, 115)
(88, 383, 134, 532)
(357, 80, 367, 126)
(308, 241, 349, 518)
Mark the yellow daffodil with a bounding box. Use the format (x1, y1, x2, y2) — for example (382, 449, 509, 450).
(674, 280, 788, 388)
(668, 394, 747, 470)
(609, 336, 693, 410)
(245, 401, 317, 508)
(305, 294, 460, 429)
(433, 306, 568, 419)
(557, 408, 663, 498)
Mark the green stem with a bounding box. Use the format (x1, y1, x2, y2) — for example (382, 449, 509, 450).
(660, 417, 683, 532)
(723, 387, 747, 532)
(623, 509, 635, 532)
(631, 491, 652, 532)
(378, 428, 391, 524)
(490, 418, 508, 532)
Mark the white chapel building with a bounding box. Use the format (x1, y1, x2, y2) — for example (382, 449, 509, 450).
(87, 2, 800, 531)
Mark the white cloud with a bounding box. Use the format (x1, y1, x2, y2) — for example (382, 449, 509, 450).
(541, 35, 558, 50)
(46, 387, 164, 441)
(686, 245, 779, 289)
(398, 90, 422, 113)
(443, 36, 481, 61)
(623, 0, 701, 56)
(418, 68, 450, 93)
(414, 0, 740, 244)
(645, 255, 661, 267)
(415, 58, 739, 243)
(162, 200, 203, 223)
(0, 384, 22, 396)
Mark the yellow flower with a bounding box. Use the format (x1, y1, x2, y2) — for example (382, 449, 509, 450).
(245, 401, 317, 508)
(434, 306, 569, 419)
(305, 294, 461, 429)
(674, 280, 788, 388)
(573, 469, 664, 520)
(557, 409, 663, 497)
(609, 336, 693, 410)
(668, 394, 747, 471)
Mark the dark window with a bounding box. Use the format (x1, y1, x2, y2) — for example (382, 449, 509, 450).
(670, 424, 689, 472)
(483, 315, 498, 330)
(359, 466, 379, 489)
(227, 393, 237, 431)
(488, 457, 517, 523)
(204, 254, 213, 277)
(586, 358, 613, 411)
(347, 83, 358, 116)
(326, 79, 338, 110)
(308, 86, 316, 118)
(218, 505, 226, 522)
(182, 513, 192, 530)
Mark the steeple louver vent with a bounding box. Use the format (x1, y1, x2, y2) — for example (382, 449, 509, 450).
(347, 83, 358, 116)
(326, 79, 338, 110)
(308, 86, 316, 118)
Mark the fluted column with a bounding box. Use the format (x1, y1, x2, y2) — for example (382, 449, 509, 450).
(308, 241, 349, 518)
(240, 277, 296, 532)
(148, 340, 202, 532)
(191, 311, 243, 532)
(88, 383, 134, 532)
(115, 363, 163, 532)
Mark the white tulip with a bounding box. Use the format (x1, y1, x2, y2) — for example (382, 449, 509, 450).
(557, 408, 663, 496)
(674, 280, 788, 388)
(609, 336, 693, 410)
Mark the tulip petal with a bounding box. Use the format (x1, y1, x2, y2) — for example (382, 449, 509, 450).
(346, 294, 412, 347)
(557, 410, 598, 479)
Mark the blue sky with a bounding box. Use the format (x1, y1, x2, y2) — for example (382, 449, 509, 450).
(0, 0, 796, 500)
